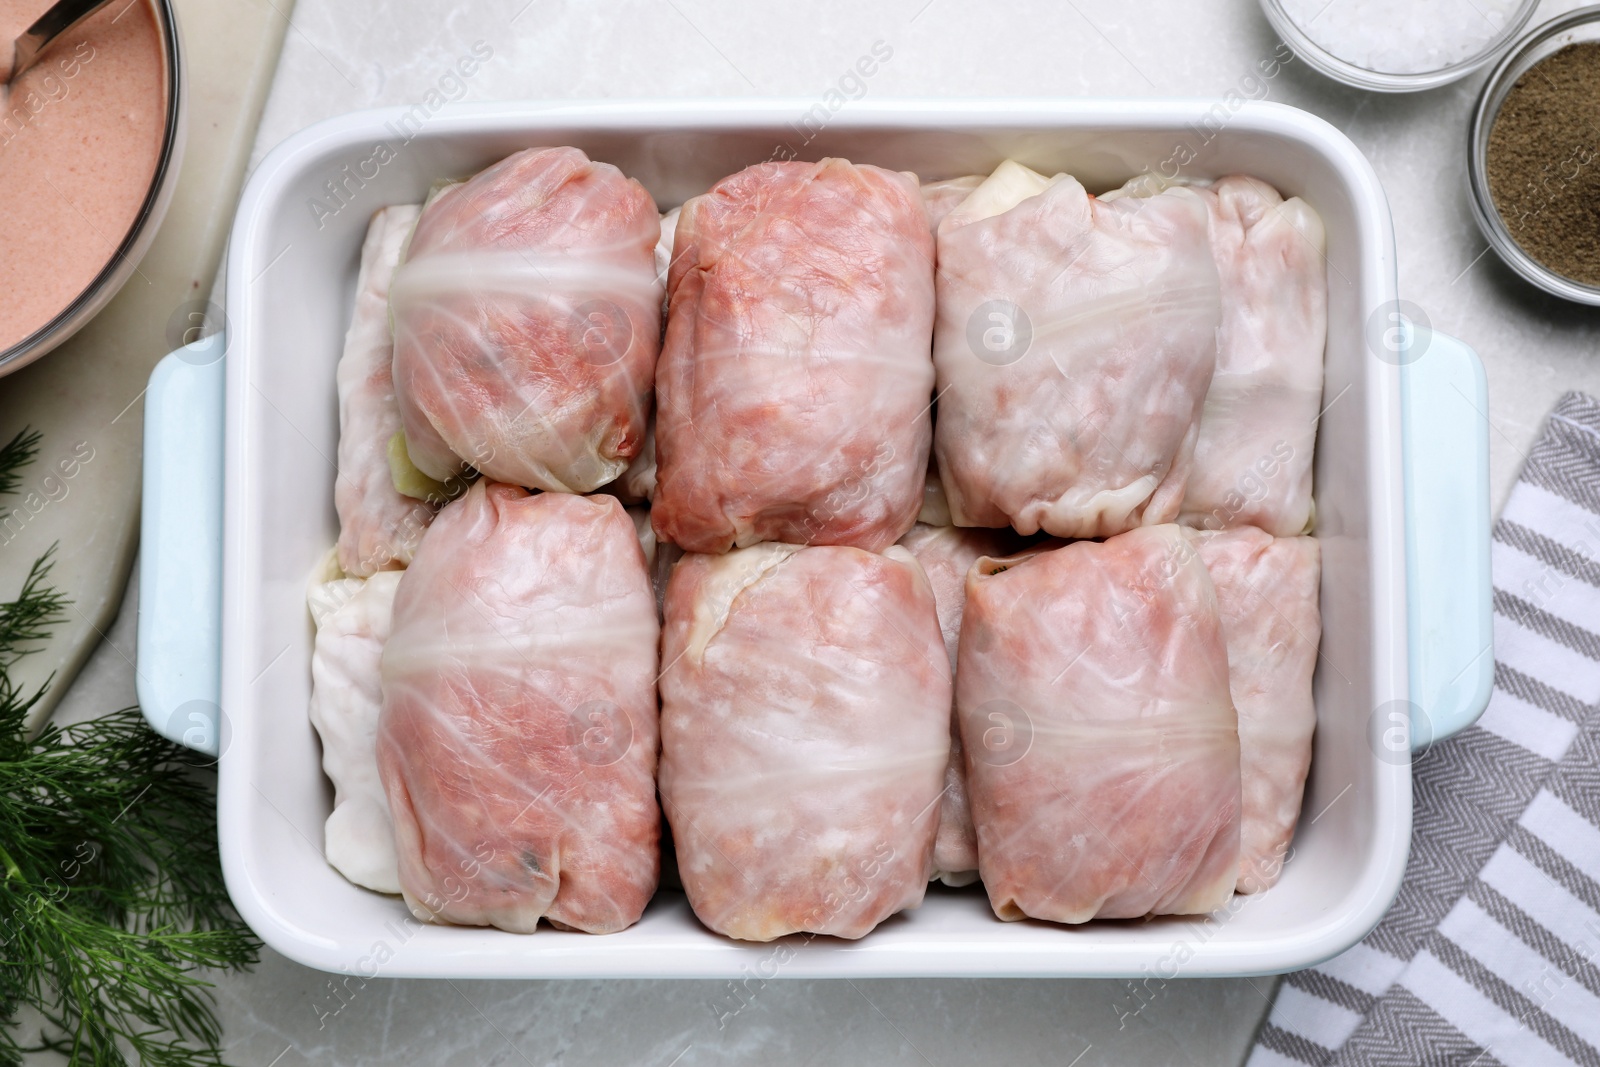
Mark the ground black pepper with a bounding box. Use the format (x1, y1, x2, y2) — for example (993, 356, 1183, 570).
(1486, 41, 1600, 287)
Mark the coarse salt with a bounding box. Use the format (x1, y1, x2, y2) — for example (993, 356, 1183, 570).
(1280, 0, 1522, 74)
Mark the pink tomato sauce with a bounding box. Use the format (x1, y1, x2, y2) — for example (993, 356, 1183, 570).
(0, 0, 166, 352)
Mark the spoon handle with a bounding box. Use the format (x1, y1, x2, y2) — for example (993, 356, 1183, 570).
(9, 0, 117, 82)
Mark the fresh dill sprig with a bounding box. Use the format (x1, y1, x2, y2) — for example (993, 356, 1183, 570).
(0, 428, 258, 1066)
(0, 431, 40, 507)
(0, 428, 63, 730)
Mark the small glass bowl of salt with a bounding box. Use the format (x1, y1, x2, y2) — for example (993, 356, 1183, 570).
(1259, 0, 1542, 91)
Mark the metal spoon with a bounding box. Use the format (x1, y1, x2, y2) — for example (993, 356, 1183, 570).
(6, 0, 115, 83)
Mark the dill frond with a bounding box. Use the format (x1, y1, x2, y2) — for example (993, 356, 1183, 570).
(0, 428, 258, 1065)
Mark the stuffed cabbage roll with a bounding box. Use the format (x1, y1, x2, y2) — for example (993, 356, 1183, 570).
(654, 205, 682, 297)
(896, 523, 1020, 887)
(915, 177, 982, 532)
(659, 543, 950, 940)
(625, 503, 656, 566)
(920, 174, 983, 235)
(1179, 176, 1326, 536)
(651, 158, 937, 554)
(390, 147, 663, 494)
(378, 484, 660, 933)
(1190, 526, 1320, 892)
(612, 417, 657, 505)
(335, 204, 438, 576)
(604, 207, 681, 506)
(958, 524, 1240, 922)
(308, 565, 403, 894)
(932, 161, 1221, 539)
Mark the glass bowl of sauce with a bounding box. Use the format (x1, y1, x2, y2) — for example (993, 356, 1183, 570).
(0, 0, 183, 376)
(1469, 5, 1600, 305)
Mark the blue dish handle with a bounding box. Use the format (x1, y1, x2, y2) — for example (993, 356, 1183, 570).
(136, 335, 226, 756)
(1401, 325, 1494, 751)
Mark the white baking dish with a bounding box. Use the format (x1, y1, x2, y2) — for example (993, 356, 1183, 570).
(135, 100, 1494, 979)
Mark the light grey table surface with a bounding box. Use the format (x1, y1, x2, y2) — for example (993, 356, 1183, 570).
(49, 0, 1600, 1063)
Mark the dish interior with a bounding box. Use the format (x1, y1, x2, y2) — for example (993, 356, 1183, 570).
(222, 103, 1407, 978)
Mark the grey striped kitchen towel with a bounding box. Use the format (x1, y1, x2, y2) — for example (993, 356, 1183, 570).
(1250, 391, 1600, 1067)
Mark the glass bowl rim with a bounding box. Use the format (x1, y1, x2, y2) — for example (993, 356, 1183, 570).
(1467, 3, 1600, 305)
(1258, 0, 1543, 92)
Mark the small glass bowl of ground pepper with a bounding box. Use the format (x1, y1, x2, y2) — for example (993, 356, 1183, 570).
(1469, 6, 1600, 304)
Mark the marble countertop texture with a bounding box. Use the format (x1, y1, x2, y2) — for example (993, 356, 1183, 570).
(50, 0, 1600, 1063)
